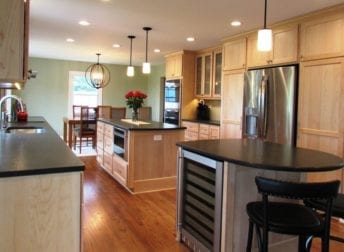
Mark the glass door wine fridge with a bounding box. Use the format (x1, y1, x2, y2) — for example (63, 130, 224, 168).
(177, 149, 224, 252)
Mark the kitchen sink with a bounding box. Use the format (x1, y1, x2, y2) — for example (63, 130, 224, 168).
(5, 126, 45, 134)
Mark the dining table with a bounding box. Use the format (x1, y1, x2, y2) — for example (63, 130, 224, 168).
(63, 117, 97, 148)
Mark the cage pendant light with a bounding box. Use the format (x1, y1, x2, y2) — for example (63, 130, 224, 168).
(257, 0, 272, 51)
(142, 27, 152, 74)
(127, 35, 136, 77)
(85, 53, 110, 89)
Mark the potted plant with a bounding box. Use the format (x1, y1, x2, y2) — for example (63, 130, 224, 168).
(125, 90, 147, 121)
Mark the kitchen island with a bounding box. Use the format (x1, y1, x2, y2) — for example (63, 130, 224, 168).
(176, 139, 344, 252)
(97, 118, 185, 193)
(0, 117, 84, 252)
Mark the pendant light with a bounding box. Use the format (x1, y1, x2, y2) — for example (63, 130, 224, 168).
(127, 35, 136, 77)
(142, 27, 152, 74)
(257, 0, 272, 52)
(85, 53, 110, 89)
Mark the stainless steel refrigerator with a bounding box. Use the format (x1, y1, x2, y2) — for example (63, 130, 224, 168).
(242, 65, 298, 145)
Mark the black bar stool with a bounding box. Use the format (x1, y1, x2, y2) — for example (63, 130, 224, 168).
(246, 176, 340, 252)
(305, 193, 344, 243)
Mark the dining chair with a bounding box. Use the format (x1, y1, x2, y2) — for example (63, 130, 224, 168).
(111, 107, 126, 120)
(72, 105, 82, 118)
(97, 105, 111, 119)
(138, 106, 151, 121)
(246, 176, 340, 252)
(73, 106, 96, 153)
(304, 193, 344, 243)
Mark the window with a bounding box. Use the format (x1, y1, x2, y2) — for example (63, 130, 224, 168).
(68, 71, 102, 117)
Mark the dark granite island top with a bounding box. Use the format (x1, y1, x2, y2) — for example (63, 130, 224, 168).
(177, 138, 344, 172)
(0, 117, 84, 177)
(98, 117, 186, 131)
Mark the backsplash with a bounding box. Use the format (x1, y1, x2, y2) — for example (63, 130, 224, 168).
(205, 100, 221, 121)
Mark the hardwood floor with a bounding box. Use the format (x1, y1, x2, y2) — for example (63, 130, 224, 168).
(81, 156, 344, 252)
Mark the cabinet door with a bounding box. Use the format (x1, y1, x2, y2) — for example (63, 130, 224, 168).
(165, 54, 182, 79)
(212, 50, 222, 98)
(209, 125, 220, 139)
(297, 58, 344, 185)
(247, 33, 271, 68)
(195, 56, 203, 96)
(300, 14, 344, 61)
(222, 38, 247, 71)
(221, 70, 244, 139)
(195, 53, 212, 98)
(0, 0, 29, 83)
(182, 121, 199, 141)
(272, 24, 299, 64)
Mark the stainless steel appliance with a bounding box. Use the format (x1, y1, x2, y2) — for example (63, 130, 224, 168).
(177, 150, 223, 252)
(243, 65, 298, 145)
(113, 127, 126, 159)
(163, 79, 181, 125)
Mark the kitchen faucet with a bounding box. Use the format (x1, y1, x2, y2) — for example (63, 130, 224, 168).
(0, 95, 24, 128)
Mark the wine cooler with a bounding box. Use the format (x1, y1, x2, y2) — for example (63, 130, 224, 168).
(177, 149, 224, 252)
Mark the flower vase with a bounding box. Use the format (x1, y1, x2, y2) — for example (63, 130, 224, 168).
(132, 108, 139, 121)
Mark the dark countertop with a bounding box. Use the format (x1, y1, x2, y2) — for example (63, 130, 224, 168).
(177, 139, 344, 172)
(182, 119, 220, 126)
(98, 118, 186, 131)
(0, 117, 84, 177)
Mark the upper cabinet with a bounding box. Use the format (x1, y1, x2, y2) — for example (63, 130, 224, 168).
(165, 53, 183, 79)
(222, 37, 247, 71)
(195, 47, 222, 99)
(300, 13, 344, 61)
(247, 24, 298, 68)
(0, 0, 29, 86)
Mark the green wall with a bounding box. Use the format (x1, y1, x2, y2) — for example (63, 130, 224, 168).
(17, 57, 164, 136)
(147, 64, 165, 122)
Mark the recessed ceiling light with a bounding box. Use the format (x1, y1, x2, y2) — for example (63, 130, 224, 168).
(186, 37, 195, 42)
(112, 44, 120, 48)
(231, 20, 242, 27)
(79, 20, 90, 26)
(66, 38, 75, 43)
(154, 49, 160, 53)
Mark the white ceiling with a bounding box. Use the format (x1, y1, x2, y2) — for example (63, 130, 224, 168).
(29, 0, 344, 66)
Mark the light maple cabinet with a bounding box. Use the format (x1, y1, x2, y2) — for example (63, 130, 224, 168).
(165, 54, 183, 79)
(182, 121, 199, 141)
(165, 51, 195, 119)
(182, 120, 220, 140)
(300, 13, 344, 61)
(297, 57, 344, 189)
(220, 70, 244, 139)
(222, 37, 247, 71)
(195, 52, 212, 98)
(96, 121, 104, 165)
(0, 0, 29, 84)
(247, 24, 298, 67)
(212, 49, 222, 98)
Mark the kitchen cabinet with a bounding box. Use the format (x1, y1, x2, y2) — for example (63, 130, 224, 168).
(300, 12, 344, 61)
(297, 57, 344, 189)
(212, 49, 222, 98)
(247, 24, 298, 67)
(221, 70, 244, 139)
(96, 121, 104, 164)
(195, 52, 212, 98)
(222, 37, 247, 71)
(0, 0, 29, 86)
(165, 51, 196, 119)
(182, 120, 220, 140)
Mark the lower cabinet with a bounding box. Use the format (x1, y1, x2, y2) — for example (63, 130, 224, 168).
(112, 154, 128, 186)
(182, 121, 220, 140)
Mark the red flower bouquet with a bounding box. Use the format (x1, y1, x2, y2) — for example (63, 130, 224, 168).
(125, 91, 147, 121)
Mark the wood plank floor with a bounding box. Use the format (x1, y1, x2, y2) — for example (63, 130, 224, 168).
(81, 156, 344, 252)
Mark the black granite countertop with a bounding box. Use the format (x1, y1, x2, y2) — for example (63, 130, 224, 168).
(177, 139, 344, 172)
(0, 117, 84, 177)
(98, 118, 186, 131)
(182, 119, 220, 126)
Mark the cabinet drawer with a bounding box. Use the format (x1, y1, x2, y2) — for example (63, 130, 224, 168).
(104, 136, 113, 154)
(104, 124, 113, 137)
(209, 126, 220, 139)
(198, 133, 209, 140)
(97, 122, 104, 134)
(199, 124, 210, 135)
(113, 154, 128, 185)
(96, 147, 103, 165)
(185, 131, 199, 141)
(182, 121, 199, 132)
(97, 132, 104, 149)
(103, 152, 113, 174)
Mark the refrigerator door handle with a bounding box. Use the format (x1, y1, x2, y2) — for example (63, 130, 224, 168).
(259, 76, 269, 138)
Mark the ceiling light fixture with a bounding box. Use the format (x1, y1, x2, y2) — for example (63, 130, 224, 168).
(85, 53, 110, 89)
(79, 20, 90, 26)
(127, 35, 136, 77)
(112, 44, 120, 48)
(142, 27, 152, 74)
(66, 38, 75, 43)
(257, 0, 272, 51)
(186, 37, 195, 42)
(154, 49, 160, 53)
(231, 20, 242, 27)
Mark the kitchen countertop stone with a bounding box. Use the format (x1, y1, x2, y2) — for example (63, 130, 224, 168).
(98, 118, 186, 131)
(0, 117, 84, 177)
(177, 138, 344, 172)
(182, 119, 220, 126)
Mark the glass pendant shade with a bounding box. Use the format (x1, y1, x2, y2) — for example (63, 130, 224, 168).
(257, 29, 272, 51)
(127, 66, 134, 77)
(142, 62, 151, 74)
